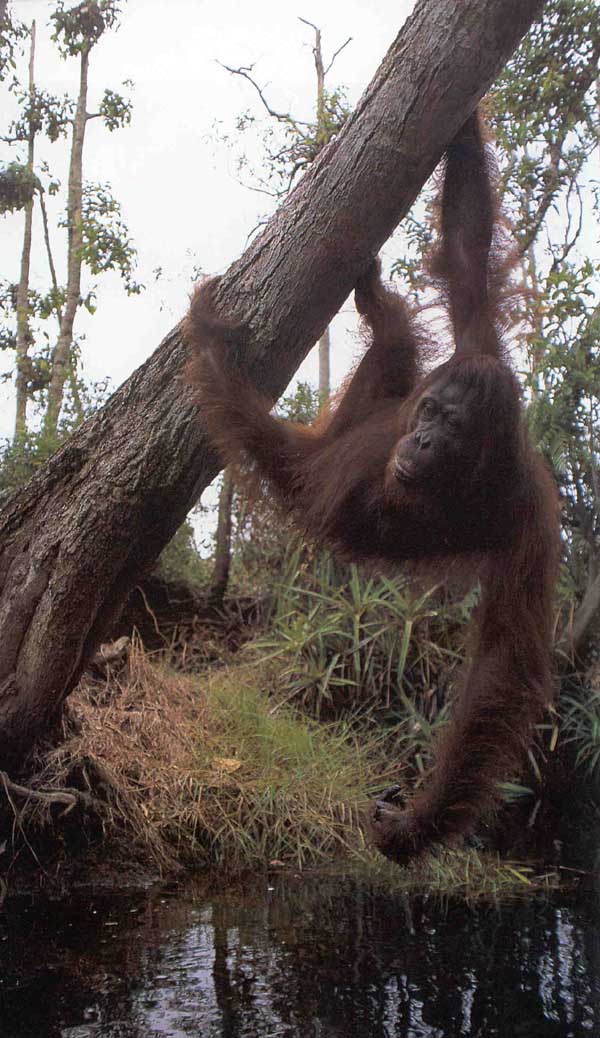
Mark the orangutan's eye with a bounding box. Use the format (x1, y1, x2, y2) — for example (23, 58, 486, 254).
(420, 397, 437, 418)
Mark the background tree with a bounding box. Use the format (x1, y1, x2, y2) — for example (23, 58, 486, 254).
(0, 0, 140, 493)
(494, 0, 600, 655)
(13, 19, 36, 440)
(43, 0, 139, 439)
(207, 19, 352, 606)
(0, 2, 20, 70)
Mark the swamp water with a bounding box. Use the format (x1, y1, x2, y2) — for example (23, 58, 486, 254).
(1, 872, 600, 1038)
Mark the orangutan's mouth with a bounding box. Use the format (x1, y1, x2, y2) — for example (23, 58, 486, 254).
(394, 458, 418, 482)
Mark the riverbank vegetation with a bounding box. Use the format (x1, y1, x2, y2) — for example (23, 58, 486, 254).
(2, 636, 562, 899)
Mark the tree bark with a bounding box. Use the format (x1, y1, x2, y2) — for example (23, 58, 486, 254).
(0, 0, 545, 767)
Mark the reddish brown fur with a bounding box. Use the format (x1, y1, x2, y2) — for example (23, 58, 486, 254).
(184, 109, 561, 865)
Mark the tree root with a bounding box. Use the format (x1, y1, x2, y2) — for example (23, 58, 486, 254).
(0, 770, 94, 816)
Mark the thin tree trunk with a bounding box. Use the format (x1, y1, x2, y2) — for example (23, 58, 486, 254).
(39, 188, 61, 310)
(208, 468, 235, 609)
(569, 574, 600, 659)
(318, 326, 331, 401)
(14, 21, 36, 440)
(309, 21, 331, 401)
(310, 21, 327, 148)
(0, 0, 546, 767)
(43, 44, 90, 438)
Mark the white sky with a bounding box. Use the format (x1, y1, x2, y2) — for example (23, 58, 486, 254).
(0, 0, 416, 448)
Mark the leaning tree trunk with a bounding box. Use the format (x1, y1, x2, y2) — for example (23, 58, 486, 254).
(0, 0, 545, 768)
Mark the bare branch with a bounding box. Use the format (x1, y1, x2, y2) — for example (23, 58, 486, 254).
(558, 178, 584, 265)
(298, 16, 319, 34)
(237, 178, 279, 199)
(324, 36, 352, 77)
(218, 61, 312, 128)
(298, 19, 352, 78)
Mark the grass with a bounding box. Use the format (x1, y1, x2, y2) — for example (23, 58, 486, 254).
(5, 642, 560, 899)
(187, 662, 397, 869)
(352, 847, 560, 899)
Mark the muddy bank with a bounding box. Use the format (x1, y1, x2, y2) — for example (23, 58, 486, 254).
(0, 642, 594, 902)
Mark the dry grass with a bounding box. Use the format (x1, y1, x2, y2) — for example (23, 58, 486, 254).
(31, 640, 209, 872)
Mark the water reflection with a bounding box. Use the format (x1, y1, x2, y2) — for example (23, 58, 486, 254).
(1, 873, 600, 1037)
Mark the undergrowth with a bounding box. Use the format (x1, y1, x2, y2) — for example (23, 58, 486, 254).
(560, 672, 600, 786)
(253, 542, 474, 716)
(1, 643, 557, 899)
